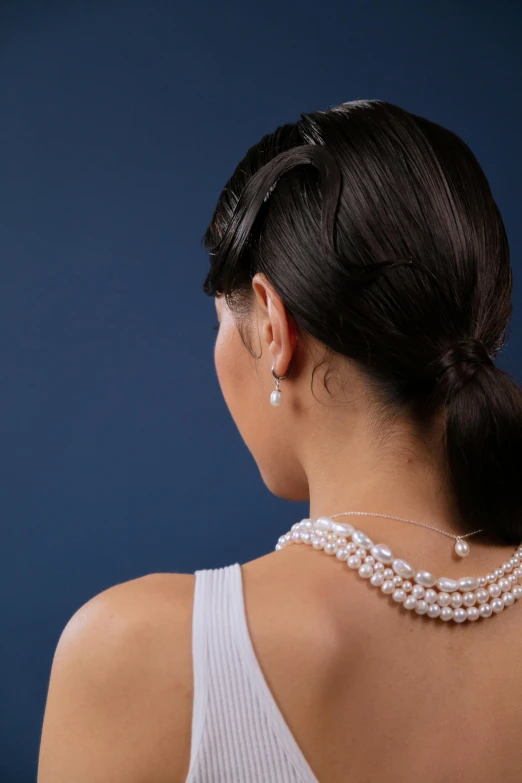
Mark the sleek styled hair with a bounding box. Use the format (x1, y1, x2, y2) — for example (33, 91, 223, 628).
(202, 98, 522, 545)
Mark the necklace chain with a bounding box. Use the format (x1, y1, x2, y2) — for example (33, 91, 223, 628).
(329, 511, 483, 542)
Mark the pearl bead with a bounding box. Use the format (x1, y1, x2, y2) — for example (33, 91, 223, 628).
(452, 607, 467, 623)
(466, 606, 480, 621)
(392, 558, 415, 579)
(374, 562, 384, 571)
(478, 577, 487, 587)
(458, 576, 479, 592)
(412, 584, 425, 599)
(392, 589, 406, 603)
(424, 589, 438, 604)
(415, 599, 429, 615)
(347, 542, 357, 554)
(498, 578, 511, 593)
(487, 583, 501, 599)
(437, 591, 451, 607)
(332, 522, 355, 536)
(381, 580, 395, 594)
(352, 530, 374, 549)
(347, 555, 362, 569)
(462, 592, 476, 607)
(512, 585, 522, 599)
(275, 543, 283, 550)
(300, 531, 313, 543)
(326, 532, 337, 541)
(450, 592, 463, 608)
(455, 539, 470, 557)
(364, 555, 375, 565)
(475, 588, 489, 604)
(440, 606, 454, 621)
(486, 573, 496, 584)
(393, 575, 403, 586)
(315, 517, 335, 532)
(436, 577, 459, 593)
(358, 564, 374, 579)
(479, 603, 493, 618)
(495, 567, 505, 578)
(323, 541, 337, 555)
(370, 572, 385, 587)
(292, 531, 301, 542)
(490, 598, 504, 613)
(270, 390, 281, 406)
(402, 581, 413, 593)
(415, 570, 436, 588)
(312, 537, 325, 550)
(427, 603, 441, 618)
(335, 547, 349, 560)
(370, 544, 394, 564)
(502, 592, 515, 606)
(356, 548, 367, 558)
(383, 568, 394, 578)
(403, 595, 418, 610)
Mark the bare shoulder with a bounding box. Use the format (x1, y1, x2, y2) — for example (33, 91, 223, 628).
(38, 571, 195, 783)
(241, 546, 361, 690)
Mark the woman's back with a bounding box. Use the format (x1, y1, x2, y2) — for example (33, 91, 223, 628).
(183, 522, 522, 782)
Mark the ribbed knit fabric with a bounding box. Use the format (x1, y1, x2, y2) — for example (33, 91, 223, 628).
(184, 563, 320, 783)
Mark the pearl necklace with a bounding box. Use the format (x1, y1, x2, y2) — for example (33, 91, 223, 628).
(275, 515, 522, 622)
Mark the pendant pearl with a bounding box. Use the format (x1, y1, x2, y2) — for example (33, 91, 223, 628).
(455, 539, 470, 557)
(270, 390, 281, 406)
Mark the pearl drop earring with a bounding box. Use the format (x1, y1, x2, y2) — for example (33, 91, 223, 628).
(270, 364, 291, 406)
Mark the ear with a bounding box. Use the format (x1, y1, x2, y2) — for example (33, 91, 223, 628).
(251, 273, 297, 377)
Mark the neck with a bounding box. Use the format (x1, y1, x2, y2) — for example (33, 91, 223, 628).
(303, 415, 467, 541)
(308, 470, 464, 538)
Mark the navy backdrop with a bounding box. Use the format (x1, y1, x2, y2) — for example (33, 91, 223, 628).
(1, 1, 521, 780)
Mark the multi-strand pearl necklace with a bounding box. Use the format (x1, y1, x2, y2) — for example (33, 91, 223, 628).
(275, 512, 522, 622)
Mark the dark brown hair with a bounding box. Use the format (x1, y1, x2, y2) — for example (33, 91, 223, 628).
(202, 98, 522, 545)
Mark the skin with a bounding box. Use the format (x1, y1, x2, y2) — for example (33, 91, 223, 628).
(38, 273, 522, 782)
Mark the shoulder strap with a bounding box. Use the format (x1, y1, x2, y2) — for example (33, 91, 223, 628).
(184, 563, 319, 783)
(185, 567, 212, 776)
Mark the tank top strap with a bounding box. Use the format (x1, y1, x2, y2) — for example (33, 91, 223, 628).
(184, 562, 319, 783)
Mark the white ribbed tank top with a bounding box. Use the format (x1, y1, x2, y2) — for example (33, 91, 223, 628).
(184, 563, 320, 783)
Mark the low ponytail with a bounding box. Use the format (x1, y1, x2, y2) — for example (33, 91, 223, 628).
(425, 342, 522, 544)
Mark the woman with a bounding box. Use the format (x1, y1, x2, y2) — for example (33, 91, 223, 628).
(38, 99, 522, 782)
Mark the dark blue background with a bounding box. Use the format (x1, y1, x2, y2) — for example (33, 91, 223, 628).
(1, 1, 521, 780)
